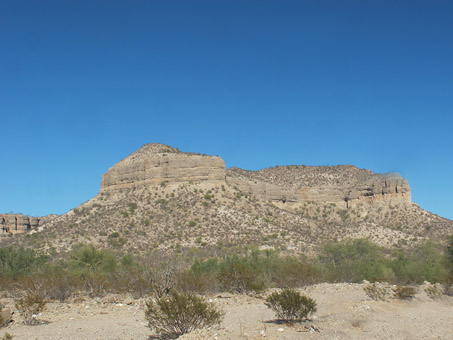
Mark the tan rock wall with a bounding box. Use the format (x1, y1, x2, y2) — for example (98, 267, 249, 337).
(229, 172, 411, 207)
(1, 214, 37, 233)
(100, 153, 226, 191)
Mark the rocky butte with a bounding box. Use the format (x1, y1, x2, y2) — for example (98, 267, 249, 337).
(2, 143, 451, 254)
(100, 144, 226, 191)
(100, 143, 411, 210)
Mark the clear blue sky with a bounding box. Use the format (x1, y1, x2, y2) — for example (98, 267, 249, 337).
(1, 0, 452, 220)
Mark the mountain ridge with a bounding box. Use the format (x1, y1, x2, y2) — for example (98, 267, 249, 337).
(1, 143, 451, 255)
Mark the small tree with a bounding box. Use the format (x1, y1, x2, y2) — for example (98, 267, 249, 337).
(145, 291, 224, 338)
(265, 289, 317, 322)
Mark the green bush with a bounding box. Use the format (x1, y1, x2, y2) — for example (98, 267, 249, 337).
(391, 241, 447, 284)
(184, 250, 321, 294)
(444, 235, 453, 295)
(67, 245, 117, 296)
(145, 291, 224, 338)
(265, 289, 317, 321)
(68, 244, 117, 274)
(217, 254, 266, 293)
(319, 239, 390, 282)
(0, 247, 48, 279)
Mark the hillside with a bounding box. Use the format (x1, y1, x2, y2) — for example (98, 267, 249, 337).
(1, 143, 452, 256)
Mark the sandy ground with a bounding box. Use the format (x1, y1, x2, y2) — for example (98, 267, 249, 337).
(1, 283, 452, 340)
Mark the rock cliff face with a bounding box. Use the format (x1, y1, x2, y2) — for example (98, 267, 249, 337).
(100, 144, 411, 208)
(0, 214, 53, 234)
(227, 166, 411, 208)
(100, 144, 226, 192)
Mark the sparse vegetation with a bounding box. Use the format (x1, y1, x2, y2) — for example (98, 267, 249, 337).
(392, 285, 417, 300)
(363, 282, 390, 301)
(424, 284, 443, 300)
(0, 247, 48, 279)
(0, 238, 452, 303)
(145, 291, 224, 338)
(15, 291, 47, 325)
(265, 289, 317, 321)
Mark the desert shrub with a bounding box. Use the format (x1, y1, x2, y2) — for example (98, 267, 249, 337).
(443, 278, 453, 296)
(391, 241, 447, 284)
(12, 274, 53, 301)
(424, 284, 443, 300)
(142, 254, 186, 297)
(392, 285, 417, 300)
(265, 289, 317, 321)
(145, 291, 224, 339)
(318, 239, 390, 282)
(363, 282, 391, 301)
(0, 247, 48, 279)
(443, 236, 453, 296)
(44, 268, 78, 302)
(216, 254, 267, 293)
(1, 333, 13, 340)
(111, 256, 156, 298)
(267, 255, 320, 287)
(184, 250, 320, 294)
(128, 202, 138, 213)
(113, 267, 154, 298)
(69, 244, 117, 274)
(15, 292, 46, 325)
(178, 268, 219, 294)
(12, 269, 77, 302)
(68, 244, 117, 297)
(445, 235, 453, 267)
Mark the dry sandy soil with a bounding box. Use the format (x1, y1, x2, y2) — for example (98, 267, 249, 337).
(2, 283, 452, 340)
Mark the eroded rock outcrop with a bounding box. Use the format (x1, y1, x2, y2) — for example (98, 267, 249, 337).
(227, 165, 411, 207)
(0, 214, 48, 234)
(100, 143, 226, 192)
(100, 144, 411, 208)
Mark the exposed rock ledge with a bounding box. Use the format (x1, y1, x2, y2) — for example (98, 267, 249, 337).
(100, 143, 226, 192)
(99, 143, 411, 209)
(0, 214, 56, 234)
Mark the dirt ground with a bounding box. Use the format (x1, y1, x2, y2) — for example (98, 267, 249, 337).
(2, 283, 452, 340)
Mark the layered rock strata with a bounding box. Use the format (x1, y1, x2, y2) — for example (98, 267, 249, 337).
(227, 166, 411, 208)
(100, 143, 226, 192)
(0, 214, 43, 234)
(99, 144, 411, 208)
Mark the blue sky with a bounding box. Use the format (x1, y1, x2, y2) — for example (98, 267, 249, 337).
(1, 0, 452, 220)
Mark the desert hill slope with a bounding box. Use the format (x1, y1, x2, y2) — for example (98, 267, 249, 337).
(2, 143, 451, 255)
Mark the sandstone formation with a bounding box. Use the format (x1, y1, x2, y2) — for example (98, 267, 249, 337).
(0, 214, 54, 234)
(227, 166, 411, 208)
(99, 143, 411, 209)
(100, 143, 226, 192)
